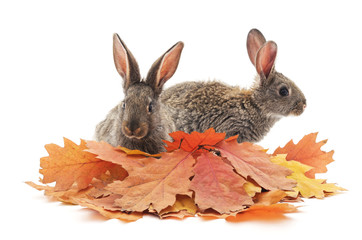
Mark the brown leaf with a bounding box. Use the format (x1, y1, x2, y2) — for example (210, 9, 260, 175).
(106, 149, 195, 213)
(197, 209, 238, 220)
(273, 132, 334, 178)
(216, 139, 296, 190)
(190, 152, 253, 214)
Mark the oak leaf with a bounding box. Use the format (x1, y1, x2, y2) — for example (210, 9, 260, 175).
(190, 152, 253, 214)
(29, 130, 344, 222)
(271, 154, 345, 198)
(164, 128, 226, 152)
(106, 149, 195, 213)
(216, 139, 296, 191)
(273, 132, 334, 178)
(40, 138, 121, 191)
(26, 181, 92, 204)
(27, 181, 142, 222)
(73, 195, 143, 222)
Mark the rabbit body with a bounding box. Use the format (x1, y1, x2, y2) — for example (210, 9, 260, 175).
(95, 34, 183, 154)
(161, 29, 306, 143)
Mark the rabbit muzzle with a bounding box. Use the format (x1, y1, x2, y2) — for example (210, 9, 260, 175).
(122, 121, 149, 139)
(290, 99, 307, 116)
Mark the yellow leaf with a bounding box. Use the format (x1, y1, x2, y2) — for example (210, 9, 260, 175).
(117, 146, 161, 157)
(244, 181, 262, 197)
(159, 195, 197, 219)
(271, 155, 346, 198)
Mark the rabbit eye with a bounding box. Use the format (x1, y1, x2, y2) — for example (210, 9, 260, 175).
(148, 102, 153, 113)
(122, 102, 126, 109)
(279, 87, 289, 97)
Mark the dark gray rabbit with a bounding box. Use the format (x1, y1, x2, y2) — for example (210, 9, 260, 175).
(95, 34, 184, 154)
(161, 29, 306, 143)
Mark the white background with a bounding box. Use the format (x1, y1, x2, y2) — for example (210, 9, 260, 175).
(1, 0, 361, 239)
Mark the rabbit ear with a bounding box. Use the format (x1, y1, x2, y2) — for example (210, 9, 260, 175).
(113, 34, 141, 90)
(247, 28, 266, 66)
(256, 41, 277, 80)
(146, 41, 184, 95)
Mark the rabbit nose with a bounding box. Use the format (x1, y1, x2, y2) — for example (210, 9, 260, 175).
(122, 121, 148, 139)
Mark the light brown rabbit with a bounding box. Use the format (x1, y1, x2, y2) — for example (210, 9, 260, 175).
(161, 29, 306, 143)
(95, 34, 184, 154)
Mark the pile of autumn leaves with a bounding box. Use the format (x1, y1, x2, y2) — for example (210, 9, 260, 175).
(28, 129, 345, 222)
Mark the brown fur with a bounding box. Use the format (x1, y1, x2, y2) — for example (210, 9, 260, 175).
(95, 34, 183, 154)
(161, 29, 306, 143)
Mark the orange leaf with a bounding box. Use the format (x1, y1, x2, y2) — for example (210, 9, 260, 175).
(40, 138, 121, 191)
(253, 189, 288, 206)
(106, 149, 195, 213)
(190, 152, 253, 214)
(27, 181, 142, 222)
(226, 203, 298, 222)
(216, 139, 296, 190)
(73, 195, 143, 222)
(117, 146, 161, 158)
(26, 181, 92, 204)
(86, 140, 146, 171)
(273, 132, 334, 178)
(164, 128, 226, 152)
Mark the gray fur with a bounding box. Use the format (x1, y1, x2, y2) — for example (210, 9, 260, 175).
(161, 29, 306, 143)
(95, 34, 183, 154)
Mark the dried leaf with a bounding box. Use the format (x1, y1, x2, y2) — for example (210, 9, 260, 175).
(164, 128, 226, 152)
(29, 130, 344, 222)
(27, 181, 142, 221)
(159, 195, 197, 219)
(271, 154, 346, 198)
(106, 149, 195, 213)
(40, 138, 120, 191)
(253, 189, 287, 206)
(197, 209, 238, 220)
(216, 139, 296, 190)
(73, 196, 143, 222)
(26, 181, 92, 204)
(273, 132, 334, 178)
(190, 152, 253, 214)
(86, 140, 146, 170)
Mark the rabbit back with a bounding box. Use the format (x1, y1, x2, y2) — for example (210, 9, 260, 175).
(161, 80, 277, 142)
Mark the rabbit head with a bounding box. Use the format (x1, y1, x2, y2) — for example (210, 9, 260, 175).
(247, 29, 306, 117)
(113, 34, 183, 140)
